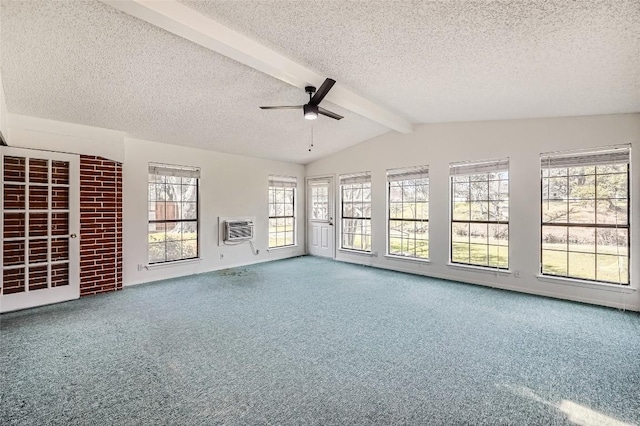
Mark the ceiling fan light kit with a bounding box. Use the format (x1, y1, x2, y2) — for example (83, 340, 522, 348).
(303, 104, 318, 120)
(260, 78, 344, 121)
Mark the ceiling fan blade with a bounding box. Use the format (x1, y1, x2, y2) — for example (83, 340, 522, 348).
(259, 105, 303, 110)
(310, 78, 336, 105)
(318, 107, 343, 120)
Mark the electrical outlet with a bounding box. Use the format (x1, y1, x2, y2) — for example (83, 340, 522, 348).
(514, 270, 521, 278)
(137, 264, 144, 271)
(219, 253, 224, 259)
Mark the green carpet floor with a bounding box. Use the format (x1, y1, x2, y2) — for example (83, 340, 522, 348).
(2, 256, 639, 425)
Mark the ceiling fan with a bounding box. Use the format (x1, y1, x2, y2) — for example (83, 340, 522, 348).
(260, 78, 343, 121)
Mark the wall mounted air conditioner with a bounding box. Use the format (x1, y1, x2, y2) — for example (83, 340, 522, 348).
(224, 220, 254, 242)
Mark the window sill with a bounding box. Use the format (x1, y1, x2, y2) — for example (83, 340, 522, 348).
(447, 262, 512, 275)
(536, 274, 636, 293)
(267, 245, 298, 252)
(338, 248, 377, 257)
(146, 258, 201, 270)
(384, 254, 431, 264)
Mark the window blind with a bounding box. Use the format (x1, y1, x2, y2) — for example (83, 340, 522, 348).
(449, 158, 509, 176)
(308, 178, 331, 186)
(541, 145, 630, 168)
(339, 172, 371, 185)
(149, 164, 201, 179)
(387, 165, 429, 182)
(268, 175, 297, 188)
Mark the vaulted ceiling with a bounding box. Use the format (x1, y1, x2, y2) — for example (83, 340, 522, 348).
(1, 1, 638, 164)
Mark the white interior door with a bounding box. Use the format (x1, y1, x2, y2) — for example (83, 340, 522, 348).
(1, 147, 80, 313)
(307, 176, 334, 258)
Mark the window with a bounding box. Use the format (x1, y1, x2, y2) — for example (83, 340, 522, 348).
(340, 172, 371, 252)
(541, 146, 630, 285)
(268, 175, 296, 248)
(450, 159, 509, 269)
(310, 179, 330, 221)
(387, 165, 429, 259)
(148, 164, 199, 264)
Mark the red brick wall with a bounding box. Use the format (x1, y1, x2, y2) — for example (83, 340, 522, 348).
(79, 156, 123, 296)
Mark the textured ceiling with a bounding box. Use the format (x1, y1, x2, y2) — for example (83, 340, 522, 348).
(183, 0, 640, 123)
(0, 0, 386, 164)
(1, 1, 639, 165)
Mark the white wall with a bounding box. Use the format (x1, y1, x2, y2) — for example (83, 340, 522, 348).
(5, 112, 639, 309)
(7, 114, 125, 162)
(0, 74, 9, 142)
(306, 114, 640, 311)
(123, 137, 305, 285)
(4, 115, 306, 287)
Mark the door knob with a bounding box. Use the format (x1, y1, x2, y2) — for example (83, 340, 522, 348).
(70, 233, 77, 239)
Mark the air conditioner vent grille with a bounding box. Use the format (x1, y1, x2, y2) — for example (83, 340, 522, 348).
(225, 220, 254, 241)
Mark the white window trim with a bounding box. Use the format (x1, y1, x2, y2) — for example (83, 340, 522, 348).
(449, 158, 510, 270)
(386, 165, 430, 261)
(539, 145, 631, 286)
(447, 262, 512, 275)
(267, 245, 298, 252)
(148, 163, 200, 265)
(339, 172, 372, 253)
(338, 248, 377, 257)
(268, 175, 297, 249)
(384, 254, 431, 264)
(536, 274, 637, 293)
(145, 257, 202, 270)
